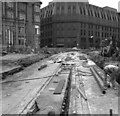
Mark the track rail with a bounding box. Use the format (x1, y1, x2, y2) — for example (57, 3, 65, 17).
(19, 63, 62, 115)
(60, 67, 72, 116)
(77, 67, 93, 116)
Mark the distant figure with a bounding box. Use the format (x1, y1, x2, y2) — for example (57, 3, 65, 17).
(103, 64, 120, 89)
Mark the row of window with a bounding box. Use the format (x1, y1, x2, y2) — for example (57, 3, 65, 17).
(55, 5, 118, 21)
(5, 10, 40, 22)
(55, 26, 119, 33)
(6, 2, 39, 12)
(40, 4, 54, 19)
(41, 5, 118, 21)
(3, 3, 40, 22)
(6, 2, 14, 8)
(34, 15, 40, 22)
(41, 18, 52, 24)
(81, 38, 100, 44)
(34, 5, 40, 12)
(42, 22, 119, 31)
(18, 37, 25, 45)
(41, 25, 52, 30)
(35, 25, 40, 34)
(41, 29, 119, 38)
(6, 10, 26, 20)
(18, 27, 25, 34)
(41, 31, 52, 37)
(18, 25, 40, 35)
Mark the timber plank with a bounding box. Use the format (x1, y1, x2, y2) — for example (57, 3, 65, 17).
(54, 79, 65, 94)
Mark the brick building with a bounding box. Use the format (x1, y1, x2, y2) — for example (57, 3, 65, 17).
(1, 1, 42, 52)
(40, 0, 120, 49)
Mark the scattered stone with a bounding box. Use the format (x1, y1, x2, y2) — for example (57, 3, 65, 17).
(7, 94, 10, 96)
(48, 109, 56, 116)
(25, 81, 29, 83)
(49, 88, 55, 91)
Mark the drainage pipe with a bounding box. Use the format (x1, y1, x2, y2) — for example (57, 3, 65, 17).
(90, 67, 106, 94)
(93, 66, 105, 81)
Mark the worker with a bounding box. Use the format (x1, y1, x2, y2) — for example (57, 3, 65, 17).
(103, 64, 120, 89)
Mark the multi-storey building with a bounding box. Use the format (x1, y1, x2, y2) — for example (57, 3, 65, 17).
(0, 1, 2, 49)
(40, 0, 119, 49)
(2, 1, 42, 52)
(118, 1, 120, 12)
(118, 12, 120, 47)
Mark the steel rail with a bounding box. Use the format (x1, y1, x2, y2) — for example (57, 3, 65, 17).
(1, 55, 65, 84)
(77, 67, 93, 116)
(19, 63, 62, 115)
(1, 74, 56, 84)
(60, 66, 72, 116)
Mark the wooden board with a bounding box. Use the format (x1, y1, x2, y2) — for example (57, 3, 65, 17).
(54, 79, 65, 94)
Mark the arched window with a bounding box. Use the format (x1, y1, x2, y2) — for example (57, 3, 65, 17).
(101, 11, 104, 19)
(61, 6, 64, 14)
(94, 11, 97, 17)
(88, 9, 90, 16)
(97, 11, 100, 18)
(79, 6, 83, 14)
(73, 6, 76, 14)
(90, 10, 93, 16)
(83, 7, 86, 15)
(68, 6, 71, 14)
(103, 13, 106, 19)
(56, 6, 60, 14)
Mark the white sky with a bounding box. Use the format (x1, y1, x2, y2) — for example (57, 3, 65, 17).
(41, 0, 120, 11)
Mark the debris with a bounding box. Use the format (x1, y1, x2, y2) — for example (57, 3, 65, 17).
(53, 80, 59, 83)
(54, 79, 65, 94)
(38, 64, 47, 71)
(27, 101, 40, 115)
(48, 109, 56, 116)
(25, 81, 29, 83)
(49, 88, 55, 91)
(76, 87, 87, 101)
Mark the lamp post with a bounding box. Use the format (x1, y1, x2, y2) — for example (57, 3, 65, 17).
(90, 35, 93, 49)
(77, 43, 79, 48)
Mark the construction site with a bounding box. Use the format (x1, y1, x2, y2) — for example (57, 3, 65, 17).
(1, 36, 120, 115)
(1, 1, 120, 115)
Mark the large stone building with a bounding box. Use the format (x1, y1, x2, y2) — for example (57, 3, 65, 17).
(1, 1, 42, 52)
(0, 1, 2, 50)
(40, 0, 120, 48)
(118, 1, 120, 12)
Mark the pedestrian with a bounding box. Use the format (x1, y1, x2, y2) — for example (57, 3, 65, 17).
(103, 64, 120, 89)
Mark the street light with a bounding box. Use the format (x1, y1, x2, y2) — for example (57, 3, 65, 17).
(90, 36, 93, 38)
(77, 43, 79, 47)
(89, 35, 94, 49)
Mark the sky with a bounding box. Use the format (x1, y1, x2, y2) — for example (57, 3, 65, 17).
(41, 0, 120, 11)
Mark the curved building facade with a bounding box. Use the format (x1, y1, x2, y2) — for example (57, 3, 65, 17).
(40, 1, 120, 48)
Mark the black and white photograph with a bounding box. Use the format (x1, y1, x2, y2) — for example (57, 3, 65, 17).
(0, 0, 120, 115)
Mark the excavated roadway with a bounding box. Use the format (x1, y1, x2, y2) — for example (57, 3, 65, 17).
(1, 53, 67, 115)
(1, 51, 119, 115)
(69, 52, 119, 115)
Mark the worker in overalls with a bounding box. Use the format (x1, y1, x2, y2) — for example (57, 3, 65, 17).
(103, 64, 120, 89)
